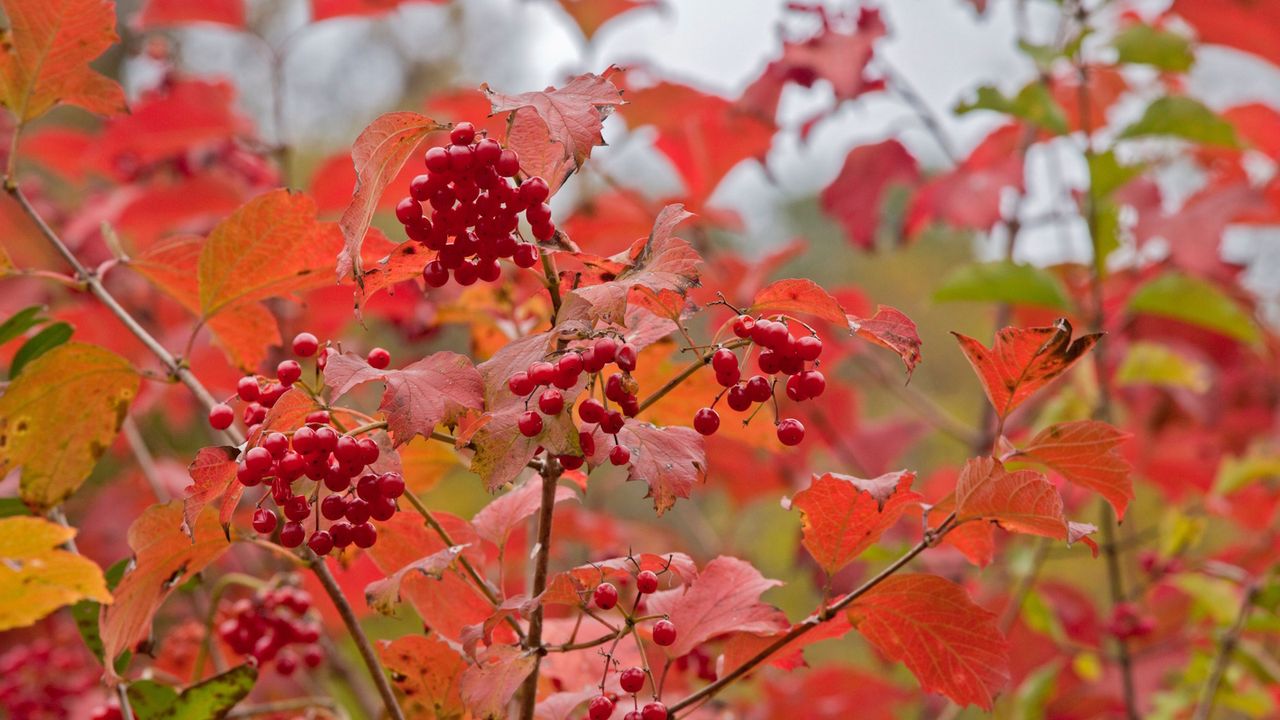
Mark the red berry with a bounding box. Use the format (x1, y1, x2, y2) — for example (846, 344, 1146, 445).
(291, 426, 317, 453)
(367, 347, 391, 369)
(357, 474, 381, 502)
(352, 522, 377, 548)
(785, 373, 808, 402)
(558, 352, 583, 377)
(252, 508, 278, 534)
(320, 494, 347, 521)
(508, 371, 535, 396)
(715, 366, 741, 387)
(358, 437, 381, 465)
(800, 369, 825, 399)
(422, 260, 449, 287)
(279, 522, 305, 548)
(276, 649, 298, 675)
(262, 432, 288, 457)
(330, 522, 354, 548)
(303, 645, 324, 668)
(495, 149, 520, 177)
(513, 242, 540, 268)
(558, 453, 584, 470)
(345, 498, 372, 525)
(711, 348, 738, 374)
(795, 335, 823, 361)
(283, 495, 311, 521)
(615, 343, 638, 372)
(208, 403, 234, 430)
(757, 350, 780, 375)
(372, 497, 397, 523)
(520, 176, 550, 204)
(529, 361, 556, 386)
(277, 359, 302, 386)
(424, 146, 450, 173)
(244, 446, 273, 474)
(746, 376, 773, 403)
(652, 619, 676, 646)
(379, 472, 406, 499)
(588, 696, 615, 720)
(307, 530, 334, 556)
(475, 137, 502, 165)
(620, 666, 646, 693)
(776, 418, 805, 446)
(636, 570, 659, 594)
(518, 410, 543, 437)
(538, 388, 565, 415)
(641, 702, 668, 720)
(579, 398, 605, 424)
(450, 121, 476, 146)
(693, 408, 720, 436)
(727, 384, 751, 411)
(395, 197, 422, 225)
(315, 426, 340, 452)
(601, 410, 625, 435)
(593, 582, 619, 610)
(594, 337, 618, 364)
(609, 444, 630, 466)
(732, 315, 755, 338)
(237, 376, 260, 401)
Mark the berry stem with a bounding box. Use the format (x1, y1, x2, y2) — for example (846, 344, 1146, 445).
(541, 251, 563, 325)
(635, 339, 750, 415)
(517, 459, 565, 720)
(307, 554, 406, 720)
(347, 420, 389, 437)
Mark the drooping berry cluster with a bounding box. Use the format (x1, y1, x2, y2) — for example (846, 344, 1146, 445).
(0, 622, 100, 720)
(583, 562, 678, 720)
(216, 585, 324, 675)
(692, 314, 825, 446)
(508, 336, 640, 468)
(394, 121, 551, 288)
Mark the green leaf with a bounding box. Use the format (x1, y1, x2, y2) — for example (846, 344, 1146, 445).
(1113, 24, 1195, 72)
(10, 322, 73, 377)
(0, 497, 30, 517)
(934, 261, 1071, 310)
(1088, 150, 1145, 198)
(0, 306, 47, 346)
(1128, 272, 1261, 345)
(1115, 341, 1211, 393)
(72, 558, 129, 671)
(1119, 97, 1240, 147)
(1213, 451, 1280, 496)
(957, 82, 1068, 134)
(127, 665, 256, 719)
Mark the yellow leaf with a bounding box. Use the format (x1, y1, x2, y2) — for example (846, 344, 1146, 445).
(0, 516, 110, 631)
(0, 342, 138, 510)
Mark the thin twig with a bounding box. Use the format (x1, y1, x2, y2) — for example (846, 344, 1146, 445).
(122, 416, 169, 502)
(880, 61, 960, 165)
(1191, 581, 1259, 720)
(517, 460, 565, 719)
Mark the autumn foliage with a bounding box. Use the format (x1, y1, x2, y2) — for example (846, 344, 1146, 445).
(2, 0, 1280, 719)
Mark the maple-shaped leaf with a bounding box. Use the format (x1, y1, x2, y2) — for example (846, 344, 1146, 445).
(0, 343, 138, 511)
(555, 0, 657, 40)
(346, 230, 434, 315)
(905, 123, 1026, 238)
(323, 350, 484, 445)
(592, 422, 707, 516)
(750, 278, 849, 324)
(569, 204, 701, 325)
(848, 305, 922, 377)
(136, 0, 245, 28)
(312, 0, 445, 21)
(1016, 420, 1133, 519)
(642, 556, 788, 658)
(100, 502, 231, 671)
(378, 634, 467, 719)
(365, 545, 466, 615)
(952, 319, 1101, 420)
(337, 111, 447, 283)
(954, 457, 1068, 540)
(721, 613, 853, 675)
(541, 552, 698, 606)
(486, 70, 624, 172)
(472, 479, 578, 549)
(180, 446, 241, 540)
(847, 573, 1009, 709)
(0, 516, 110, 632)
(199, 190, 344, 318)
(821, 139, 921, 249)
(0, 0, 127, 122)
(740, 7, 887, 121)
(785, 470, 922, 576)
(460, 644, 536, 720)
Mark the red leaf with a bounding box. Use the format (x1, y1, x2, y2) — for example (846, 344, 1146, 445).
(337, 111, 447, 283)
(555, 0, 658, 40)
(311, 0, 446, 21)
(485, 70, 624, 171)
(786, 470, 921, 576)
(722, 613, 853, 675)
(180, 445, 240, 540)
(821, 140, 921, 249)
(847, 573, 1009, 709)
(460, 644, 537, 719)
(952, 319, 1101, 420)
(905, 123, 1026, 238)
(323, 350, 485, 445)
(1017, 420, 1133, 519)
(592, 422, 707, 516)
(0, 0, 127, 122)
(100, 502, 232, 672)
(472, 480, 578, 549)
(98, 79, 252, 167)
(643, 556, 788, 658)
(541, 552, 697, 606)
(758, 666, 912, 720)
(750, 278, 849, 324)
(135, 0, 245, 28)
(569, 204, 701, 325)
(1171, 0, 1280, 67)
(378, 634, 467, 719)
(955, 457, 1068, 540)
(848, 305, 922, 377)
(365, 545, 466, 615)
(504, 107, 577, 195)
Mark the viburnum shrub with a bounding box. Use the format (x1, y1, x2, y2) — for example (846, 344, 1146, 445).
(2, 1, 1280, 719)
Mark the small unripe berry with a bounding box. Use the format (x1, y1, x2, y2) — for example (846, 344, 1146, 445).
(652, 619, 677, 646)
(208, 403, 234, 430)
(593, 582, 619, 610)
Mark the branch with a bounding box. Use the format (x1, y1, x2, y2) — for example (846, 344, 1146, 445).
(308, 555, 405, 720)
(880, 61, 960, 166)
(667, 514, 958, 716)
(517, 460, 565, 719)
(1191, 581, 1259, 720)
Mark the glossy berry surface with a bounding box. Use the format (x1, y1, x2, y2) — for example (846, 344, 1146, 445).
(593, 582, 619, 610)
(208, 403, 234, 430)
(652, 619, 677, 646)
(619, 666, 646, 693)
(636, 570, 659, 594)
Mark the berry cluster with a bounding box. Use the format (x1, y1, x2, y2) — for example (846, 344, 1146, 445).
(583, 564, 678, 720)
(0, 623, 99, 720)
(216, 585, 324, 675)
(692, 315, 826, 446)
(396, 122, 551, 288)
(508, 336, 640, 468)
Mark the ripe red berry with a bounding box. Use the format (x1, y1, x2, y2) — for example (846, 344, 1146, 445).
(693, 408, 720, 436)
(208, 403, 234, 430)
(379, 472, 406, 499)
(615, 343, 638, 372)
(518, 410, 543, 437)
(757, 350, 780, 375)
(588, 695, 615, 720)
(395, 197, 422, 225)
(579, 431, 596, 458)
(726, 384, 752, 412)
(345, 498, 372, 525)
(785, 373, 808, 402)
(236, 376, 260, 402)
(732, 315, 755, 338)
(424, 146, 450, 173)
(745, 376, 773, 403)
(558, 453, 584, 470)
(795, 335, 823, 361)
(652, 619, 677, 646)
(284, 495, 311, 521)
(609, 444, 630, 466)
(495, 149, 520, 177)
(636, 570, 659, 594)
(776, 418, 805, 446)
(321, 494, 347, 520)
(279, 522, 305, 548)
(474, 137, 502, 165)
(641, 702, 668, 720)
(307, 530, 334, 556)
(715, 366, 741, 387)
(352, 522, 377, 548)
(244, 446, 273, 473)
(262, 432, 288, 457)
(367, 347, 391, 369)
(538, 388, 565, 415)
(579, 398, 605, 424)
(529, 361, 556, 386)
(252, 508, 278, 534)
(508, 371, 535, 396)
(594, 337, 618, 364)
(619, 666, 646, 693)
(358, 437, 381, 465)
(593, 582, 619, 610)
(711, 348, 738, 374)
(330, 522, 353, 548)
(601, 410, 625, 435)
(800, 369, 825, 398)
(356, 474, 381, 501)
(450, 121, 476, 146)
(277, 360, 302, 386)
(422, 260, 449, 287)
(512, 242, 540, 268)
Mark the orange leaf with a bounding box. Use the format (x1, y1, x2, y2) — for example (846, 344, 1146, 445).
(378, 634, 467, 719)
(1017, 420, 1133, 519)
(459, 644, 536, 719)
(337, 111, 447, 282)
(180, 445, 240, 540)
(849, 305, 922, 377)
(848, 573, 1009, 709)
(954, 457, 1068, 540)
(365, 545, 465, 615)
(100, 502, 231, 672)
(751, 278, 849, 324)
(0, 0, 126, 122)
(786, 470, 922, 576)
(485, 70, 624, 170)
(952, 319, 1100, 420)
(555, 0, 657, 40)
(643, 556, 788, 658)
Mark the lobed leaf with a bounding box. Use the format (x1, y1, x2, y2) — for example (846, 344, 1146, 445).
(1016, 420, 1133, 519)
(0, 516, 110, 631)
(472, 479, 578, 549)
(642, 556, 788, 658)
(459, 644, 536, 719)
(952, 319, 1100, 420)
(750, 278, 849, 324)
(848, 305, 922, 377)
(486, 70, 624, 171)
(786, 470, 922, 576)
(954, 457, 1068, 540)
(379, 634, 467, 719)
(180, 446, 241, 540)
(366, 545, 466, 616)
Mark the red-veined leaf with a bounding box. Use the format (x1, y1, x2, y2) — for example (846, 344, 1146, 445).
(954, 457, 1068, 540)
(785, 470, 921, 576)
(1017, 420, 1133, 519)
(849, 305, 922, 377)
(180, 446, 240, 540)
(472, 480, 578, 549)
(952, 319, 1101, 420)
(365, 545, 466, 615)
(589, 422, 706, 516)
(750, 278, 849, 324)
(485, 70, 624, 171)
(378, 634, 467, 719)
(642, 556, 788, 658)
(460, 644, 536, 719)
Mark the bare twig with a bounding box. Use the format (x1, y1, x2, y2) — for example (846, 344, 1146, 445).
(1191, 581, 1259, 720)
(517, 460, 565, 719)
